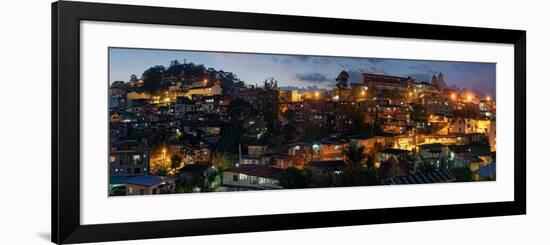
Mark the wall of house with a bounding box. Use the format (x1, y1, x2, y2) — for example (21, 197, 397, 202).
(223, 171, 281, 189)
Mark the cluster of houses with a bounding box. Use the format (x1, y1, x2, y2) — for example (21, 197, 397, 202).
(108, 71, 496, 196)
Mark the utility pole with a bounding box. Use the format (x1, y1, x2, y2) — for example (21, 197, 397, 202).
(238, 143, 242, 165)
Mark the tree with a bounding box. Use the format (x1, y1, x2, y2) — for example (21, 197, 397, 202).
(216, 98, 254, 153)
(278, 167, 307, 189)
(347, 109, 369, 135)
(259, 78, 282, 147)
(333, 164, 380, 186)
(154, 164, 170, 176)
(141, 65, 166, 94)
(342, 141, 367, 165)
(177, 163, 219, 193)
(450, 167, 473, 182)
(170, 154, 182, 170)
(335, 70, 349, 89)
(166, 60, 185, 77)
(303, 167, 333, 188)
(130, 74, 138, 83)
(412, 159, 436, 175)
(212, 152, 233, 170)
(282, 109, 298, 142)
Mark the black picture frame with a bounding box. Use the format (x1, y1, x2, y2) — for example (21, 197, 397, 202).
(52, 1, 526, 244)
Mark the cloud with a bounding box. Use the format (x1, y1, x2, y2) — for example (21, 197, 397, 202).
(409, 64, 438, 74)
(347, 69, 365, 84)
(271, 55, 332, 66)
(366, 58, 387, 65)
(311, 57, 331, 64)
(293, 56, 310, 62)
(451, 63, 466, 72)
(273, 56, 310, 64)
(406, 73, 432, 82)
(295, 72, 333, 83)
(367, 66, 387, 75)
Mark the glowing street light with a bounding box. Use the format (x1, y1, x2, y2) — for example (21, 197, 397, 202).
(451, 93, 456, 100)
(314, 92, 320, 98)
(467, 95, 472, 101)
(486, 96, 491, 101)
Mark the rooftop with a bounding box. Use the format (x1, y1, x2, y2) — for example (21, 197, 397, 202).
(124, 175, 176, 187)
(378, 148, 411, 154)
(476, 162, 496, 178)
(383, 169, 456, 185)
(226, 164, 284, 179)
(308, 160, 346, 171)
(418, 143, 445, 149)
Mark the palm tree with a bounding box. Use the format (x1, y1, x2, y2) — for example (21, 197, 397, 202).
(342, 141, 367, 165)
(171, 154, 183, 170)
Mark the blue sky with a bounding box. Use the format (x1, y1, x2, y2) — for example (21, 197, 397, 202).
(109, 48, 496, 97)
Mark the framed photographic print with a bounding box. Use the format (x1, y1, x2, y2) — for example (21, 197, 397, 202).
(52, 1, 526, 244)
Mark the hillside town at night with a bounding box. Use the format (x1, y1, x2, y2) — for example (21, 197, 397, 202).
(108, 50, 496, 196)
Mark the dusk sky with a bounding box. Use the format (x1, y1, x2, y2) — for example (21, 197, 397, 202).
(109, 48, 496, 97)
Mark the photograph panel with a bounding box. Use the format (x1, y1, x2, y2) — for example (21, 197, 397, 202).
(108, 48, 496, 197)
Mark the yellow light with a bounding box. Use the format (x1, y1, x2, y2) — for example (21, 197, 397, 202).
(162, 149, 166, 154)
(486, 96, 491, 101)
(314, 92, 320, 97)
(203, 79, 208, 86)
(408, 92, 413, 96)
(164, 97, 170, 102)
(361, 91, 366, 96)
(467, 95, 472, 101)
(451, 93, 456, 100)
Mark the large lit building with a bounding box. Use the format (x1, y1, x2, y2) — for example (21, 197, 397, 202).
(279, 89, 301, 102)
(362, 73, 413, 98)
(300, 91, 326, 101)
(449, 118, 491, 135)
(411, 82, 439, 101)
(184, 83, 222, 98)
